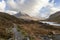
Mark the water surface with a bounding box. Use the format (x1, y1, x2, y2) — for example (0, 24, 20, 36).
(40, 21, 60, 26)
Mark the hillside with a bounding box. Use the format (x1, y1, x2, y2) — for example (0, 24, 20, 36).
(47, 11, 60, 23)
(0, 12, 60, 40)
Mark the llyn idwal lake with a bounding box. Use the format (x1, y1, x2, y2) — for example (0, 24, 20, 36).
(40, 21, 60, 26)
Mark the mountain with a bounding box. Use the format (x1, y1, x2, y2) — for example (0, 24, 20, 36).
(47, 11, 60, 23)
(14, 12, 28, 17)
(14, 12, 42, 21)
(0, 12, 24, 24)
(0, 12, 60, 40)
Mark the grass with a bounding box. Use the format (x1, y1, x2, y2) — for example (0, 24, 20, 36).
(0, 12, 60, 40)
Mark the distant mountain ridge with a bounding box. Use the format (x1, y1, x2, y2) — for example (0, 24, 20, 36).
(14, 12, 29, 17)
(14, 12, 41, 21)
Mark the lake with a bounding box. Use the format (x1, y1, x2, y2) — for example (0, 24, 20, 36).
(40, 21, 60, 26)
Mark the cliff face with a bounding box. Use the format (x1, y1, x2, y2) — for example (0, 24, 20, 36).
(0, 12, 60, 40)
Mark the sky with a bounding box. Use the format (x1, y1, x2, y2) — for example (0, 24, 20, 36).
(0, 0, 60, 19)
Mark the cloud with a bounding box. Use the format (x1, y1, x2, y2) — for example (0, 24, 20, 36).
(5, 10, 17, 15)
(39, 0, 60, 18)
(48, 0, 60, 14)
(5, 0, 60, 19)
(0, 0, 60, 20)
(6, 0, 49, 17)
(0, 0, 17, 15)
(0, 0, 6, 11)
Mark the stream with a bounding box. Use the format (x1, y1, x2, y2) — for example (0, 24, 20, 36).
(12, 24, 23, 40)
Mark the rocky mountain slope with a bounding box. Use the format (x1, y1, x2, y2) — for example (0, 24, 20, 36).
(0, 12, 60, 40)
(14, 12, 41, 21)
(47, 11, 60, 23)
